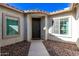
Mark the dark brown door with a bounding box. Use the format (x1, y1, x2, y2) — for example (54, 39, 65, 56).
(32, 18, 41, 39)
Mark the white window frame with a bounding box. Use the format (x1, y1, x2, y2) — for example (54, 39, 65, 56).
(59, 18, 69, 35)
(52, 16, 72, 37)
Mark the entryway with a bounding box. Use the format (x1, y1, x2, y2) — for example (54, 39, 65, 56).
(26, 14, 48, 42)
(28, 40, 49, 56)
(32, 18, 41, 40)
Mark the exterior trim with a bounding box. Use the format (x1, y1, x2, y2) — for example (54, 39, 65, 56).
(24, 10, 48, 15)
(49, 9, 72, 16)
(0, 3, 75, 16)
(2, 13, 20, 39)
(0, 3, 23, 13)
(53, 16, 72, 37)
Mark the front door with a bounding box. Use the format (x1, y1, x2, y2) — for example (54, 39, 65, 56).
(32, 18, 41, 39)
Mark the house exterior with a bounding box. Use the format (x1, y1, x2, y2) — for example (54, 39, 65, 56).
(0, 3, 79, 47)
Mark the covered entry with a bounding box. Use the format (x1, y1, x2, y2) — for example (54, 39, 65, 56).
(25, 10, 48, 41)
(32, 18, 41, 39)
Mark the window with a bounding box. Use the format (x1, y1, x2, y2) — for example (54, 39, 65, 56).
(53, 19, 60, 34)
(6, 18, 19, 35)
(0, 14, 2, 39)
(60, 18, 68, 34)
(52, 20, 54, 25)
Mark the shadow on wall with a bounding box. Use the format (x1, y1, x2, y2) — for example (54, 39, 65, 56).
(47, 13, 79, 43)
(47, 19, 66, 42)
(47, 20, 67, 42)
(48, 26, 76, 43)
(48, 25, 66, 42)
(48, 33, 72, 43)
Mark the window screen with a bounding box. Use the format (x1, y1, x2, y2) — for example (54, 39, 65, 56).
(60, 18, 68, 34)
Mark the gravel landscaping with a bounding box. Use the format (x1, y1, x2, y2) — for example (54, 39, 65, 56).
(43, 40, 79, 56)
(1, 40, 30, 56)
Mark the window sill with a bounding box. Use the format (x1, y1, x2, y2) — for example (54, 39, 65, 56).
(51, 33, 72, 38)
(3, 34, 20, 39)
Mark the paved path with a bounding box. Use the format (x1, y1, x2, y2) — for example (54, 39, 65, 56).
(28, 40, 50, 56)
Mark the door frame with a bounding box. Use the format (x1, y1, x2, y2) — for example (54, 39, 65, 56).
(26, 14, 48, 42)
(32, 18, 41, 39)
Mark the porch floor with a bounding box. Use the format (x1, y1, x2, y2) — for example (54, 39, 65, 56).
(28, 40, 50, 56)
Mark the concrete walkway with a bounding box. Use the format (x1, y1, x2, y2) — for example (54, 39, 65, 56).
(28, 40, 50, 56)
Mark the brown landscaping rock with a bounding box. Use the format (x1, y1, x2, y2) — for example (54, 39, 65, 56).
(1, 40, 30, 56)
(43, 40, 79, 56)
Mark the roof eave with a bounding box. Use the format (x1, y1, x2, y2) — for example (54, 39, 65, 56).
(24, 10, 49, 15)
(49, 9, 72, 16)
(0, 3, 23, 13)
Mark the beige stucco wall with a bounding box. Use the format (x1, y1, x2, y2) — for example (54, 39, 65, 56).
(0, 6, 24, 47)
(0, 4, 79, 47)
(48, 11, 78, 43)
(41, 16, 45, 39)
(24, 14, 46, 41)
(23, 14, 27, 40)
(26, 14, 32, 42)
(0, 12, 2, 40)
(75, 5, 79, 45)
